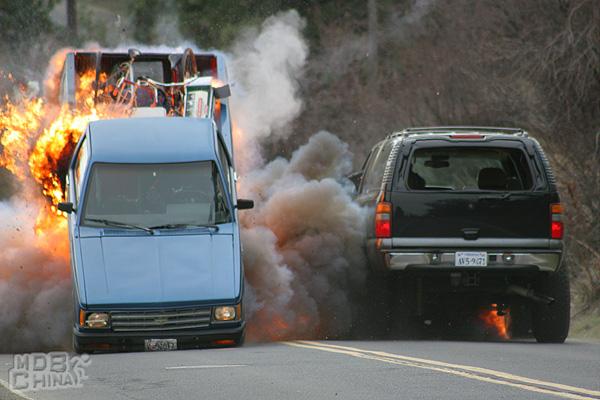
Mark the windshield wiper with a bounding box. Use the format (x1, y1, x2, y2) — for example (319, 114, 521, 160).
(149, 223, 220, 232)
(85, 218, 154, 234)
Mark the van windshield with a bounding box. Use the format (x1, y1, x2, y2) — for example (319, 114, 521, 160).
(407, 147, 533, 191)
(82, 161, 231, 228)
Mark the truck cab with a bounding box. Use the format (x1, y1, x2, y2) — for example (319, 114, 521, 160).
(59, 117, 253, 352)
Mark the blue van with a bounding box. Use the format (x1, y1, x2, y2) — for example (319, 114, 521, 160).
(58, 117, 253, 352)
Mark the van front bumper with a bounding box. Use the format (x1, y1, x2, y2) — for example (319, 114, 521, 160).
(73, 322, 245, 350)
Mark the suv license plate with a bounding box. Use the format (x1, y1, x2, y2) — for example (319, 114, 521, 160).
(455, 252, 487, 267)
(145, 339, 177, 351)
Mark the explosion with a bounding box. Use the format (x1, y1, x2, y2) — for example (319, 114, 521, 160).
(0, 54, 128, 352)
(0, 11, 367, 351)
(1, 67, 123, 219)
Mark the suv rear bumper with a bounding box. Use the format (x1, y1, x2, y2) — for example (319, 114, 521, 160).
(370, 238, 563, 272)
(384, 251, 560, 272)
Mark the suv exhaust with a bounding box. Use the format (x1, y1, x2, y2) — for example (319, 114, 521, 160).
(507, 284, 555, 305)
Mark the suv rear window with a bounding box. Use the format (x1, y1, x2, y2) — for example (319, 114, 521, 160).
(407, 147, 533, 191)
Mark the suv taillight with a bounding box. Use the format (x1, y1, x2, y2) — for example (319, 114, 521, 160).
(550, 203, 563, 239)
(375, 202, 392, 238)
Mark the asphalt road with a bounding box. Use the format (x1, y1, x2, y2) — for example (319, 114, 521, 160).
(1, 339, 599, 400)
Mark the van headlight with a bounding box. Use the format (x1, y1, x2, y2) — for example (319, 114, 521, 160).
(213, 305, 241, 322)
(85, 312, 110, 328)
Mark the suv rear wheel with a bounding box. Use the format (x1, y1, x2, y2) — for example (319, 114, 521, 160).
(531, 265, 570, 343)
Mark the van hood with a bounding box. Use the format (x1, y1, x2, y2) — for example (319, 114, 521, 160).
(78, 233, 237, 306)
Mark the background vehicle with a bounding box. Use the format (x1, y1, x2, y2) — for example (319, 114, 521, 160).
(355, 127, 569, 343)
(58, 117, 253, 353)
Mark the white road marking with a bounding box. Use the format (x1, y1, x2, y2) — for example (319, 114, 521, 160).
(0, 377, 34, 400)
(165, 364, 248, 370)
(287, 341, 600, 400)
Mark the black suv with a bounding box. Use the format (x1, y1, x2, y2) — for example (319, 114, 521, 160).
(355, 127, 569, 343)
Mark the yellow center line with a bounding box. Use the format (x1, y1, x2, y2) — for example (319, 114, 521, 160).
(286, 341, 600, 400)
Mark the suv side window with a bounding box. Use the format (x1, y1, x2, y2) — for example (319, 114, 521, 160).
(362, 141, 393, 193)
(74, 137, 89, 203)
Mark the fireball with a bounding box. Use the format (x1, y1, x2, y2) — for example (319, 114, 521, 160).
(0, 57, 127, 242)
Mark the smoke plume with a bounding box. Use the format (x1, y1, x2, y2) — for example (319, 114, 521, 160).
(228, 11, 368, 341)
(239, 132, 367, 340)
(0, 198, 72, 352)
(229, 10, 308, 171)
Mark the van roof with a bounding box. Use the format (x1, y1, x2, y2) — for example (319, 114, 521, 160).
(87, 117, 217, 163)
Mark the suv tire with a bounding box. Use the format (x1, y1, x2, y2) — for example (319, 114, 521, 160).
(532, 265, 570, 343)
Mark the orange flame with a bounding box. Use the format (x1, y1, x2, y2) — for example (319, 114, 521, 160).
(1, 58, 128, 240)
(479, 304, 510, 339)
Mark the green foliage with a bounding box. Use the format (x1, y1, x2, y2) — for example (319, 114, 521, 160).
(131, 0, 163, 44)
(174, 0, 372, 48)
(175, 0, 288, 48)
(0, 0, 56, 52)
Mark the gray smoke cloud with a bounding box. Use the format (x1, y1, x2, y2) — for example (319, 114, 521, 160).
(0, 199, 72, 352)
(240, 132, 367, 340)
(228, 10, 308, 171)
(228, 10, 368, 341)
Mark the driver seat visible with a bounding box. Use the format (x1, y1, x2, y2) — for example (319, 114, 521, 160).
(478, 167, 507, 190)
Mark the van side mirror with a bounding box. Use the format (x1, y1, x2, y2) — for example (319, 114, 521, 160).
(236, 199, 254, 210)
(213, 84, 231, 99)
(57, 202, 75, 214)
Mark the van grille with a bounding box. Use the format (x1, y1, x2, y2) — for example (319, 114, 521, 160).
(110, 307, 211, 332)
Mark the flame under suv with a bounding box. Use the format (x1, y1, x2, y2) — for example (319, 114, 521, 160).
(356, 127, 569, 343)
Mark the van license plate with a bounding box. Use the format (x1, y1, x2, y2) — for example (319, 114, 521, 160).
(145, 339, 177, 351)
(455, 252, 487, 267)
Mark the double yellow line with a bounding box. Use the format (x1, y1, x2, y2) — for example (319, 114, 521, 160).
(286, 341, 600, 400)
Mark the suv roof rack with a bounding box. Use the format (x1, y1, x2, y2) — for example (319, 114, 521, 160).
(388, 126, 528, 139)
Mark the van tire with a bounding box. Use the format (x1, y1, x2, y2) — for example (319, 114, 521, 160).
(532, 265, 570, 343)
